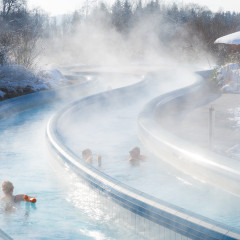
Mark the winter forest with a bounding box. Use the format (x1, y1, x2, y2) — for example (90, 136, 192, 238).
(1, 0, 240, 72)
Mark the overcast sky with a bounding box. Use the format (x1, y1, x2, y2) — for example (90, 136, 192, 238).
(28, 0, 240, 16)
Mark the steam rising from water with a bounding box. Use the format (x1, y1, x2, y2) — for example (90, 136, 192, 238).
(40, 7, 215, 69)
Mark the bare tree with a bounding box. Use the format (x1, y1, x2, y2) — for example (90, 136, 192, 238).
(0, 1, 44, 69)
(1, 0, 26, 17)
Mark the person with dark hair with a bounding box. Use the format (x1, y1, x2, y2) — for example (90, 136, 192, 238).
(128, 147, 146, 166)
(82, 149, 102, 167)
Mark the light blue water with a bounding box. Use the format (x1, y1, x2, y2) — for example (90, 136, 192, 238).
(0, 69, 152, 239)
(58, 82, 240, 231)
(0, 104, 148, 239)
(2, 66, 238, 239)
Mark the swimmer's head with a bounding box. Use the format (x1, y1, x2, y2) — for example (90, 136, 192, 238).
(2, 181, 14, 195)
(82, 149, 92, 161)
(129, 147, 140, 158)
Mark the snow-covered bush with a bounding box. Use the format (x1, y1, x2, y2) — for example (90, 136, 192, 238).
(214, 63, 240, 93)
(37, 69, 68, 89)
(0, 65, 68, 99)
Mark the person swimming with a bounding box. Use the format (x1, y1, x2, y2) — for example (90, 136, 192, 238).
(1, 180, 36, 211)
(82, 149, 102, 167)
(128, 147, 146, 166)
(82, 149, 93, 164)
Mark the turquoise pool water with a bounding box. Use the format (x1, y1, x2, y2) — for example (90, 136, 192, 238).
(0, 104, 149, 239)
(2, 66, 239, 239)
(57, 81, 240, 231)
(0, 69, 151, 239)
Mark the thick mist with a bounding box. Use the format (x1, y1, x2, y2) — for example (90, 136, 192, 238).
(39, 4, 215, 69)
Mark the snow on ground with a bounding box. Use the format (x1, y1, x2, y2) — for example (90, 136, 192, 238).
(215, 63, 240, 93)
(37, 69, 68, 89)
(0, 90, 5, 98)
(0, 65, 68, 99)
(213, 63, 240, 159)
(228, 107, 240, 129)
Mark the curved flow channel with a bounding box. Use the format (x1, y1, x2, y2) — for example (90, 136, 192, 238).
(138, 74, 240, 197)
(0, 70, 148, 240)
(47, 68, 240, 239)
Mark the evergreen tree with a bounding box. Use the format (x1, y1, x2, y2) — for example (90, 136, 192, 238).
(111, 0, 123, 31)
(132, 0, 143, 23)
(71, 10, 81, 33)
(122, 0, 132, 31)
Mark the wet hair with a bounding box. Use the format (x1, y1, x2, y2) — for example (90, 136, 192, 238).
(2, 181, 14, 194)
(82, 149, 92, 160)
(129, 147, 140, 155)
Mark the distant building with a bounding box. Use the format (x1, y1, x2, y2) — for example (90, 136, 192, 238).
(214, 31, 240, 64)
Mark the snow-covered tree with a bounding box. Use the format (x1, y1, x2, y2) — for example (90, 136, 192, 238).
(71, 10, 81, 33)
(1, 0, 26, 17)
(122, 0, 132, 31)
(0, 0, 45, 68)
(111, 0, 123, 31)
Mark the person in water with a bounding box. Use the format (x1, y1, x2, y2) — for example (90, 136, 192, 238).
(82, 149, 93, 164)
(1, 180, 36, 208)
(82, 149, 102, 167)
(128, 147, 146, 166)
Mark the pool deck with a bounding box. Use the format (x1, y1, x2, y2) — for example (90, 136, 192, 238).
(172, 93, 240, 159)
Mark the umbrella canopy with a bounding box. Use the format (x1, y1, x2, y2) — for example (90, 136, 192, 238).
(214, 31, 240, 45)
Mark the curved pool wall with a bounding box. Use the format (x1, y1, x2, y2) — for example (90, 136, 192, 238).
(0, 229, 13, 240)
(47, 73, 240, 240)
(138, 71, 240, 199)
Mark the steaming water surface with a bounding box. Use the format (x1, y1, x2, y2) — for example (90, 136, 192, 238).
(1, 66, 239, 239)
(0, 104, 149, 239)
(57, 68, 240, 231)
(0, 71, 150, 239)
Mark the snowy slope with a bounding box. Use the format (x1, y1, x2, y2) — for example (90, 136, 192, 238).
(215, 63, 240, 93)
(0, 65, 68, 99)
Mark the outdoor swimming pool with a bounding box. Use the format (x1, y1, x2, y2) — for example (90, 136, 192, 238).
(1, 65, 239, 239)
(0, 102, 153, 239)
(0, 69, 149, 239)
(56, 70, 240, 232)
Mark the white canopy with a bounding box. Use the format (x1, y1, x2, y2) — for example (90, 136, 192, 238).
(214, 31, 240, 45)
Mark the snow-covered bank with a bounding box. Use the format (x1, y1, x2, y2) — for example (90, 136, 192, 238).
(166, 63, 240, 161)
(215, 63, 240, 93)
(0, 65, 68, 100)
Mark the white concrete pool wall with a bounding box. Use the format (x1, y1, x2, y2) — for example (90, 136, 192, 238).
(0, 229, 13, 240)
(0, 71, 143, 239)
(47, 73, 240, 240)
(138, 70, 240, 239)
(138, 71, 240, 199)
